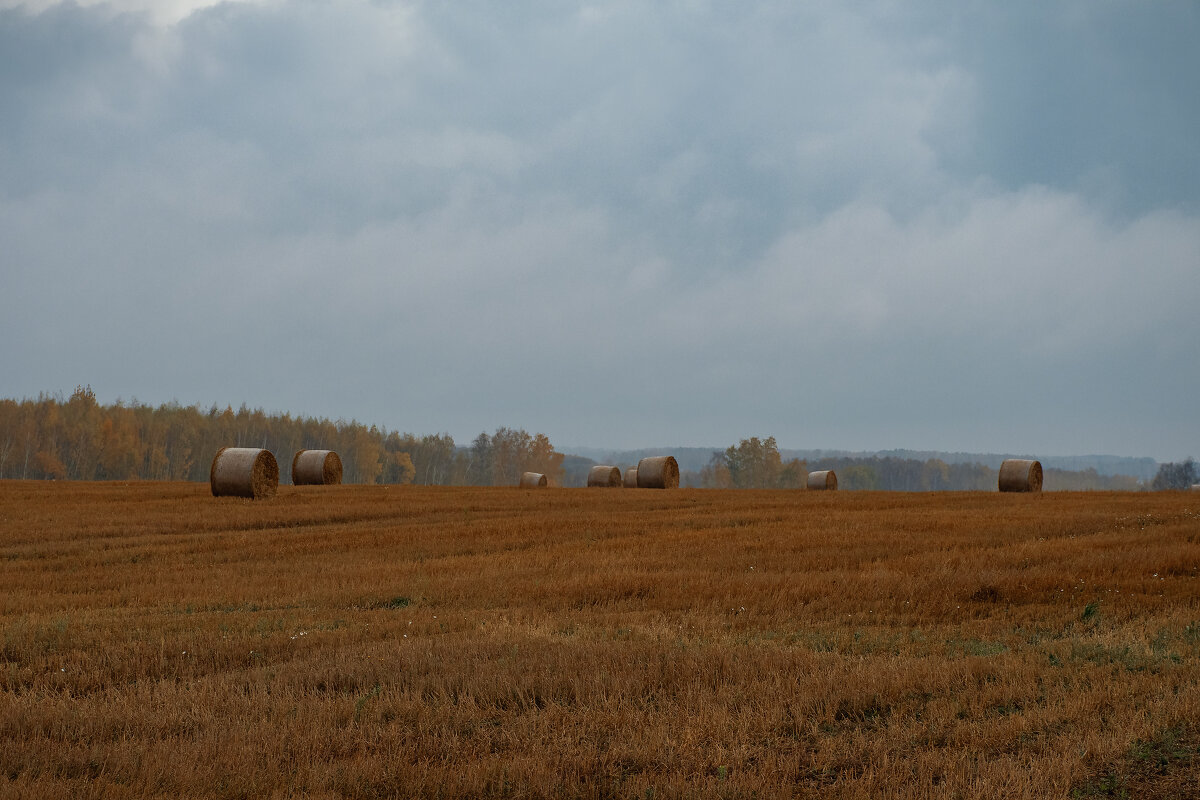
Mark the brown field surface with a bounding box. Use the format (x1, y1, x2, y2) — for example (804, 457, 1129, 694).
(2, 482, 1199, 799)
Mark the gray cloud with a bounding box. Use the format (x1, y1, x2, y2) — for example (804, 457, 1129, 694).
(2, 1, 1197, 460)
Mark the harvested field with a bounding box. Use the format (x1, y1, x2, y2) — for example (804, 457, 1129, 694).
(2, 482, 1199, 798)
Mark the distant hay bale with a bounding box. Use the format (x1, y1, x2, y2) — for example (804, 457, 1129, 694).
(210, 447, 278, 499)
(1190, 484, 1200, 491)
(807, 470, 837, 491)
(636, 456, 679, 489)
(624, 467, 638, 488)
(519, 472, 548, 488)
(998, 459, 1043, 492)
(291, 449, 343, 486)
(587, 465, 623, 487)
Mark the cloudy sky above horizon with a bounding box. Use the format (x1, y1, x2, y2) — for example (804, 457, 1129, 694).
(2, 0, 1198, 460)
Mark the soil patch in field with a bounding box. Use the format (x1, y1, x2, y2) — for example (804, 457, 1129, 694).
(1074, 725, 1200, 799)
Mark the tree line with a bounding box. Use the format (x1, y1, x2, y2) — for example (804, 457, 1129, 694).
(0, 390, 1174, 490)
(689, 436, 1144, 491)
(0, 388, 565, 486)
(1150, 458, 1197, 490)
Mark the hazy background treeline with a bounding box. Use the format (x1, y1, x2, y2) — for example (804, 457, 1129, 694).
(0, 389, 1187, 490)
(573, 443, 1179, 491)
(675, 436, 1143, 491)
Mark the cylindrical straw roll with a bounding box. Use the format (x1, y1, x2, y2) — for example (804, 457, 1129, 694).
(636, 456, 679, 489)
(807, 470, 837, 491)
(292, 449, 343, 485)
(587, 465, 623, 487)
(998, 459, 1042, 492)
(519, 472, 548, 488)
(210, 447, 279, 499)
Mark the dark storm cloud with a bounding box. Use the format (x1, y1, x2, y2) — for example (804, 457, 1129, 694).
(939, 1, 1200, 214)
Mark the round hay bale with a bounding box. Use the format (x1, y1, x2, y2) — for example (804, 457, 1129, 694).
(587, 465, 623, 487)
(1192, 484, 1200, 491)
(636, 456, 679, 489)
(623, 467, 638, 488)
(807, 470, 837, 491)
(998, 459, 1043, 492)
(291, 449, 343, 485)
(210, 447, 278, 499)
(519, 472, 548, 488)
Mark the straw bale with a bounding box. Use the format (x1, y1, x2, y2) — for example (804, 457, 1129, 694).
(636, 456, 679, 489)
(519, 472, 548, 488)
(1192, 484, 1200, 491)
(998, 459, 1043, 492)
(624, 467, 638, 488)
(587, 465, 623, 487)
(807, 470, 837, 491)
(210, 447, 279, 499)
(291, 449, 343, 486)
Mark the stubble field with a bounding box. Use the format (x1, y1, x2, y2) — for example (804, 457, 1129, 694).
(2, 481, 1199, 799)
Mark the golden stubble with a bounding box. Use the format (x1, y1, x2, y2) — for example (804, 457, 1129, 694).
(1, 483, 1198, 798)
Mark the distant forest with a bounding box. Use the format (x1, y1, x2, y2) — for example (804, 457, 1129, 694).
(0, 388, 563, 486)
(0, 388, 1175, 490)
(681, 437, 1142, 491)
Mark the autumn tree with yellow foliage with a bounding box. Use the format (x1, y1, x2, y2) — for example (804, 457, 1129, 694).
(0, 389, 564, 487)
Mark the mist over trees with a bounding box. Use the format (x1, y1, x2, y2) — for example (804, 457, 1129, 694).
(1151, 458, 1197, 490)
(698, 437, 805, 489)
(693, 437, 997, 491)
(688, 437, 1142, 491)
(0, 388, 564, 486)
(468, 428, 565, 487)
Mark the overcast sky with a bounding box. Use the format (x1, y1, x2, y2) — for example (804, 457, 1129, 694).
(2, 1, 1198, 460)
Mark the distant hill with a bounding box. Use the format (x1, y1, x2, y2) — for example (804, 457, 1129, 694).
(561, 454, 599, 488)
(561, 447, 717, 474)
(789, 449, 1158, 481)
(562, 446, 1158, 482)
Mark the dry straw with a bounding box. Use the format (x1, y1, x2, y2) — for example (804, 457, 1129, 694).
(636, 456, 679, 489)
(623, 467, 639, 488)
(519, 472, 548, 488)
(587, 465, 623, 487)
(210, 447, 279, 499)
(291, 450, 343, 486)
(807, 470, 837, 491)
(998, 459, 1043, 492)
